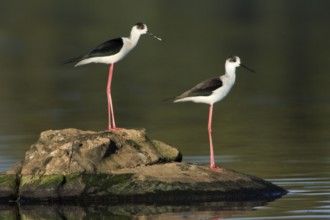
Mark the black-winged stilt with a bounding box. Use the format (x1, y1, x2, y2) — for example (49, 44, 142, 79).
(64, 23, 162, 130)
(169, 55, 254, 171)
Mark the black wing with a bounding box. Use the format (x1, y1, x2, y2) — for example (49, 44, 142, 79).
(83, 38, 124, 58)
(175, 77, 223, 99)
(63, 38, 124, 64)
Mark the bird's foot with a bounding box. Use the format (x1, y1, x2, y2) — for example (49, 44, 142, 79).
(210, 165, 224, 172)
(108, 127, 125, 131)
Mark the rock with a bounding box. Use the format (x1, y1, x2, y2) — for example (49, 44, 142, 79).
(16, 163, 286, 203)
(0, 174, 17, 202)
(2, 128, 287, 204)
(9, 128, 182, 175)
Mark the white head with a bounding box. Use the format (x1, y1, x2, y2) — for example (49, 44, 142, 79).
(130, 23, 162, 41)
(225, 55, 241, 74)
(225, 55, 254, 74)
(132, 23, 148, 35)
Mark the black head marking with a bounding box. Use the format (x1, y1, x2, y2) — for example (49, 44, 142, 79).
(135, 23, 145, 30)
(229, 55, 238, 63)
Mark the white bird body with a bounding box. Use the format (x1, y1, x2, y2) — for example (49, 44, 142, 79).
(173, 56, 242, 105)
(171, 55, 254, 171)
(174, 73, 236, 104)
(74, 38, 135, 66)
(64, 23, 161, 67)
(64, 23, 161, 130)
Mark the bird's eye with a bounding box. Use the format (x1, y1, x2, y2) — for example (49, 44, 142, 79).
(136, 23, 145, 30)
(229, 55, 238, 62)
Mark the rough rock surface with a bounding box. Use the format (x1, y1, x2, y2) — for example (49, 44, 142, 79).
(9, 128, 181, 175)
(1, 128, 287, 204)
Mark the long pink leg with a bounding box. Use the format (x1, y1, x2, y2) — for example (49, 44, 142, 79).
(208, 104, 223, 171)
(106, 64, 117, 130)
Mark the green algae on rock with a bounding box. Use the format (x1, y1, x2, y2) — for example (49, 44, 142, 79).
(0, 174, 17, 201)
(15, 166, 286, 203)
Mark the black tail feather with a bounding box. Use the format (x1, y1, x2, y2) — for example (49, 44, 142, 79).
(162, 97, 176, 102)
(62, 56, 83, 65)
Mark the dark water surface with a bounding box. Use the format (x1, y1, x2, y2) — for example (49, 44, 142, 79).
(1, 0, 330, 219)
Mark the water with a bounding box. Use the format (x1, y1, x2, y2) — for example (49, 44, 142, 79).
(1, 0, 330, 219)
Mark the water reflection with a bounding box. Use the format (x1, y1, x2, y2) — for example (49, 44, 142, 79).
(0, 201, 268, 219)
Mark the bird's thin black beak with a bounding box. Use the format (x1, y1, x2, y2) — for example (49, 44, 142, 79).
(148, 32, 162, 41)
(240, 64, 255, 73)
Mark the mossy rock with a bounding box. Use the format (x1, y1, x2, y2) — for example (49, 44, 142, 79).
(15, 163, 287, 204)
(61, 173, 135, 199)
(19, 175, 65, 200)
(0, 174, 18, 201)
(18, 173, 136, 202)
